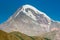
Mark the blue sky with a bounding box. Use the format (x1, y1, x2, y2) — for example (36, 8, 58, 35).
(0, 0, 60, 24)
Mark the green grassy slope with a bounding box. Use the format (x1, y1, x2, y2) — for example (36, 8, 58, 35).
(0, 30, 9, 40)
(9, 31, 47, 40)
(0, 30, 21, 40)
(0, 30, 51, 40)
(10, 31, 34, 40)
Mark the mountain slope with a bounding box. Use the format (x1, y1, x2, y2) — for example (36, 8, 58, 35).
(0, 4, 60, 36)
(9, 31, 48, 40)
(0, 30, 21, 40)
(0, 4, 52, 36)
(0, 30, 48, 40)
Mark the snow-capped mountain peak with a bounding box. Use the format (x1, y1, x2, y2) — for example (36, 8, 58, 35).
(23, 4, 51, 20)
(14, 4, 51, 21)
(0, 4, 60, 36)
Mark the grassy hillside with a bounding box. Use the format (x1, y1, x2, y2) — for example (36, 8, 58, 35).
(9, 31, 49, 40)
(0, 30, 9, 40)
(0, 30, 21, 40)
(10, 31, 34, 40)
(0, 30, 51, 40)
